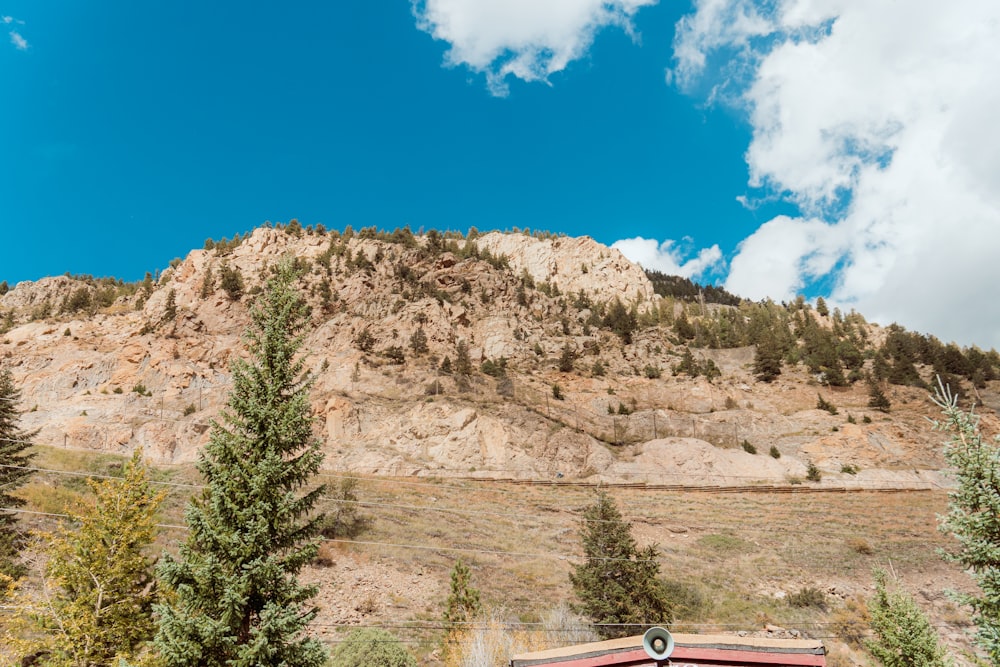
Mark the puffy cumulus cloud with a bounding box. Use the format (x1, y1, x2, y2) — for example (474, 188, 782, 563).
(724, 216, 841, 301)
(412, 0, 656, 96)
(672, 0, 1000, 347)
(612, 236, 723, 279)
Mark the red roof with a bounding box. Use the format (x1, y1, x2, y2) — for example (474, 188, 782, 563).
(510, 632, 826, 667)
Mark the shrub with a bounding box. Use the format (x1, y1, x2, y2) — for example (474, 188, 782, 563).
(662, 579, 708, 621)
(382, 346, 405, 364)
(558, 344, 576, 373)
(848, 537, 874, 555)
(552, 384, 564, 401)
(816, 394, 838, 415)
(830, 596, 870, 648)
(863, 414, 873, 424)
(218, 263, 244, 301)
(724, 396, 738, 409)
(591, 360, 605, 377)
(643, 365, 662, 379)
(355, 329, 375, 353)
(183, 404, 196, 416)
(806, 462, 822, 482)
(318, 477, 371, 540)
(769, 445, 781, 459)
(741, 440, 757, 455)
(840, 464, 859, 475)
(329, 628, 416, 667)
(787, 586, 827, 610)
(132, 383, 150, 397)
(481, 358, 507, 378)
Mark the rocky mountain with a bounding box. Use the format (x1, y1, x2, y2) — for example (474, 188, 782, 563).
(1, 224, 996, 489)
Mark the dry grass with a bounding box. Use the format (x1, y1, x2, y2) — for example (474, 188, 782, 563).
(11, 445, 973, 663)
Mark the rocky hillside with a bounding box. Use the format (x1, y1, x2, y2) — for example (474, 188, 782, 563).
(1, 224, 996, 488)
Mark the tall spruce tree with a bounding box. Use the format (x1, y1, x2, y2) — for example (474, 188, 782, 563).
(0, 364, 37, 581)
(155, 263, 327, 666)
(934, 381, 1000, 663)
(570, 492, 672, 639)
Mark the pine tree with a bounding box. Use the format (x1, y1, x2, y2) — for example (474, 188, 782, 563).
(155, 263, 327, 666)
(935, 381, 1000, 663)
(866, 567, 949, 667)
(753, 338, 782, 383)
(443, 559, 482, 626)
(38, 451, 164, 665)
(558, 343, 576, 373)
(570, 492, 672, 639)
(868, 382, 892, 413)
(0, 364, 37, 581)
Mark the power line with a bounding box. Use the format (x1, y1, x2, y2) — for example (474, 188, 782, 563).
(3, 507, 187, 531)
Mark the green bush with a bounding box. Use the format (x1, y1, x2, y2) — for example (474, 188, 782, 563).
(329, 628, 416, 667)
(741, 440, 757, 455)
(816, 394, 838, 415)
(787, 586, 827, 610)
(769, 445, 781, 459)
(806, 462, 822, 482)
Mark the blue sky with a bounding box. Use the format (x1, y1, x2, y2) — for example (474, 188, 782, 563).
(3, 1, 999, 347)
(0, 2, 777, 282)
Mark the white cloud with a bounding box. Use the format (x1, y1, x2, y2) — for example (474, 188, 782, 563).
(412, 0, 656, 96)
(9, 29, 27, 50)
(612, 236, 723, 279)
(671, 0, 1000, 348)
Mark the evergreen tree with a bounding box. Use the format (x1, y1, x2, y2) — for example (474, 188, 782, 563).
(218, 262, 244, 301)
(409, 327, 428, 356)
(753, 338, 783, 383)
(570, 492, 672, 639)
(199, 265, 215, 299)
(868, 383, 892, 413)
(38, 452, 164, 665)
(454, 340, 473, 377)
(155, 263, 327, 667)
(866, 567, 949, 667)
(443, 559, 482, 626)
(164, 288, 177, 322)
(0, 364, 36, 581)
(935, 382, 1000, 663)
(558, 343, 576, 373)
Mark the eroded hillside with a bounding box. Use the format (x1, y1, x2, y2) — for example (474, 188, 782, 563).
(1, 224, 997, 488)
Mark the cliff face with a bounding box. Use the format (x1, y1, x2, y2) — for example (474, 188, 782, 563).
(0, 226, 979, 486)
